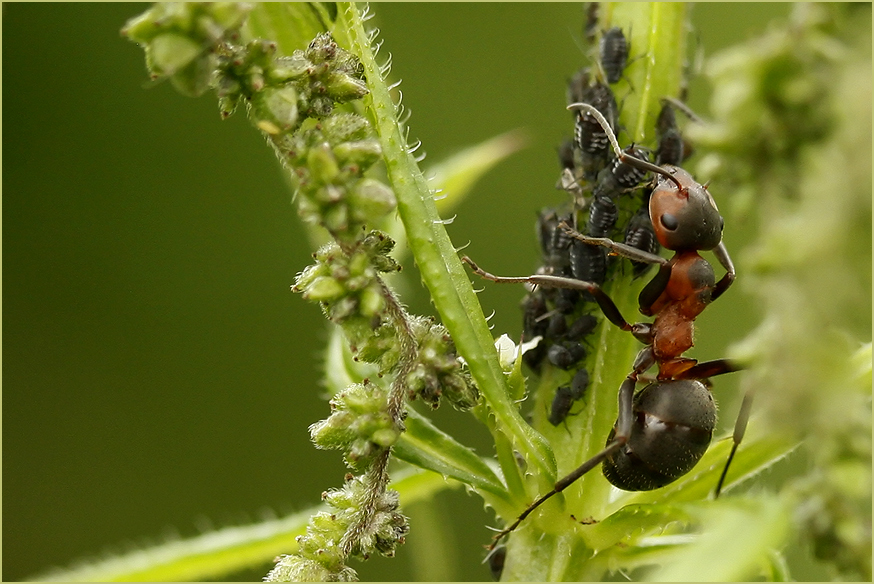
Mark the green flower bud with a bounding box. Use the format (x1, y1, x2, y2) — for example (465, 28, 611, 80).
(206, 2, 252, 33)
(292, 259, 327, 290)
(218, 94, 240, 119)
(354, 323, 402, 372)
(304, 33, 340, 64)
(243, 38, 277, 67)
(314, 183, 344, 204)
(344, 487, 409, 560)
(309, 382, 400, 472)
(168, 52, 218, 98)
(251, 85, 299, 134)
(319, 478, 409, 561)
(307, 142, 340, 184)
(123, 3, 251, 96)
(371, 428, 400, 448)
(121, 4, 186, 44)
(333, 139, 382, 169)
(270, 54, 312, 83)
(247, 68, 266, 93)
(300, 275, 345, 303)
(308, 411, 355, 449)
(324, 71, 369, 101)
(325, 296, 358, 323)
(320, 201, 349, 235)
(357, 285, 385, 319)
(348, 178, 397, 223)
(265, 554, 357, 583)
(404, 317, 480, 410)
(322, 113, 371, 143)
(146, 33, 201, 77)
(306, 95, 336, 119)
(297, 511, 349, 558)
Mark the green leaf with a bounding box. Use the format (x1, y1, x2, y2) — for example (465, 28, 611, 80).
(428, 129, 528, 216)
(648, 496, 792, 581)
(616, 431, 798, 509)
(244, 3, 333, 55)
(382, 130, 529, 263)
(579, 503, 694, 552)
(393, 408, 511, 508)
(33, 468, 454, 582)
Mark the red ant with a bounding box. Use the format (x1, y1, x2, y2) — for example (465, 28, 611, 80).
(462, 102, 752, 549)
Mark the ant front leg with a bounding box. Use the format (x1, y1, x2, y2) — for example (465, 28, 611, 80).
(461, 256, 636, 333)
(560, 221, 670, 267)
(711, 241, 736, 302)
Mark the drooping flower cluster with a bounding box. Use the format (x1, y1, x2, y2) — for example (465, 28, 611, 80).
(309, 380, 402, 471)
(215, 33, 395, 243)
(122, 2, 252, 97)
(123, 4, 478, 581)
(266, 475, 408, 582)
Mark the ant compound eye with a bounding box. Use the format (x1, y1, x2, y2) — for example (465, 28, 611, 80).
(660, 213, 679, 231)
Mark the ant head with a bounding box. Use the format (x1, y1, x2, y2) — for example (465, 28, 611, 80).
(649, 166, 724, 251)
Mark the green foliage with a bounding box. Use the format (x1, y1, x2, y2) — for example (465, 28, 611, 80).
(692, 4, 872, 579)
(38, 2, 870, 581)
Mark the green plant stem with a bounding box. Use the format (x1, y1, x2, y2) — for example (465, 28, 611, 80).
(502, 4, 688, 580)
(339, 2, 556, 501)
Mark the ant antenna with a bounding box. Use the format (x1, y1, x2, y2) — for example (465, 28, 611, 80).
(567, 102, 683, 191)
(566, 102, 622, 158)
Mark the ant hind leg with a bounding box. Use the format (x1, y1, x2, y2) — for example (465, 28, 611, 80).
(714, 388, 754, 497)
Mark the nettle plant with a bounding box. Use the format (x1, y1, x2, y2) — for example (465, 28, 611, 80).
(40, 3, 870, 582)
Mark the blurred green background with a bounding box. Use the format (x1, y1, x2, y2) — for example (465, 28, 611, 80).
(4, 3, 795, 581)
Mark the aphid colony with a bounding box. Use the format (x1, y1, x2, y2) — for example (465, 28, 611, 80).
(520, 25, 691, 428)
(464, 16, 746, 550)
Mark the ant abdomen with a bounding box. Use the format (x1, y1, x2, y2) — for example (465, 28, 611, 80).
(602, 379, 716, 491)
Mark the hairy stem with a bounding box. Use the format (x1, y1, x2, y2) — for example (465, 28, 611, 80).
(339, 2, 556, 499)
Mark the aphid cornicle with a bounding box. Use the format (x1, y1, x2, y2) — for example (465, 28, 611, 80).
(464, 101, 750, 550)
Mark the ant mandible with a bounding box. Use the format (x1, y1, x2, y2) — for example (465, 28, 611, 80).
(462, 102, 752, 549)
